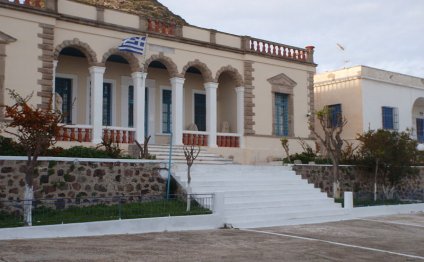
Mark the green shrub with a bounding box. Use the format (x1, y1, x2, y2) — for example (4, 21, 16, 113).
(0, 136, 25, 156)
(57, 146, 110, 158)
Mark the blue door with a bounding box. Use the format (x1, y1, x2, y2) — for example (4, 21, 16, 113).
(194, 93, 206, 131)
(103, 83, 112, 126)
(274, 93, 289, 136)
(55, 77, 72, 124)
(417, 118, 424, 143)
(162, 90, 172, 133)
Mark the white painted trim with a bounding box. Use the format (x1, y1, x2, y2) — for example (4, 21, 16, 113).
(0, 214, 223, 240)
(56, 73, 78, 125)
(191, 89, 206, 131)
(159, 86, 172, 135)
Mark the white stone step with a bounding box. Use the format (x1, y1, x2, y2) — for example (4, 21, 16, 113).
(224, 198, 337, 209)
(173, 164, 344, 228)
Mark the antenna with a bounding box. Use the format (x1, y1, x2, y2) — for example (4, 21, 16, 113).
(336, 43, 350, 68)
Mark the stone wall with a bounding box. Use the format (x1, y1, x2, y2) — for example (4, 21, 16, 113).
(0, 159, 167, 201)
(293, 164, 424, 200)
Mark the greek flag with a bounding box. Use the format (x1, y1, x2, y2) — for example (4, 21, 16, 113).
(118, 36, 147, 55)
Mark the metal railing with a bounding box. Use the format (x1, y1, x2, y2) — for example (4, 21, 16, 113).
(0, 194, 213, 228)
(336, 190, 424, 208)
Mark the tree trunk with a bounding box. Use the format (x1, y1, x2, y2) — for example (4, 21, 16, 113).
(332, 160, 341, 198)
(374, 159, 379, 201)
(186, 185, 191, 212)
(23, 183, 33, 226)
(382, 185, 395, 200)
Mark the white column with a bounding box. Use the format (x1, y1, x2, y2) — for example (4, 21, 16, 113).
(52, 60, 58, 111)
(205, 82, 218, 148)
(235, 86, 245, 148)
(89, 66, 106, 144)
(170, 77, 185, 145)
(132, 72, 147, 143)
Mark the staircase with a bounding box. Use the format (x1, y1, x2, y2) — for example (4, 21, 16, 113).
(148, 145, 233, 165)
(173, 164, 347, 228)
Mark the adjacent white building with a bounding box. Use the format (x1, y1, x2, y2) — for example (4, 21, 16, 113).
(314, 66, 424, 142)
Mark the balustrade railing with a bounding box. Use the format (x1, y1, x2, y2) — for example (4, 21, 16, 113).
(217, 133, 240, 148)
(183, 131, 208, 146)
(57, 125, 92, 142)
(246, 37, 314, 63)
(147, 18, 179, 36)
(103, 126, 135, 144)
(6, 0, 45, 8)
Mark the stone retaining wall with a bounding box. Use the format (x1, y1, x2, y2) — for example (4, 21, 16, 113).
(293, 165, 424, 200)
(0, 159, 167, 201)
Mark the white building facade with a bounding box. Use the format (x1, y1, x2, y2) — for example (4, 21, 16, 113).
(314, 66, 424, 142)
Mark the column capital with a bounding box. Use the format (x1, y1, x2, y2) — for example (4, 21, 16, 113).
(170, 77, 185, 86)
(131, 71, 148, 79)
(235, 86, 245, 93)
(204, 82, 218, 90)
(89, 66, 106, 74)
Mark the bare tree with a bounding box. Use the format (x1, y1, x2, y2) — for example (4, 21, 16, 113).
(183, 145, 200, 211)
(309, 107, 347, 198)
(280, 137, 291, 164)
(1, 89, 63, 225)
(135, 135, 151, 159)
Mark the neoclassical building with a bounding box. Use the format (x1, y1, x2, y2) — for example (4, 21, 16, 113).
(0, 0, 316, 163)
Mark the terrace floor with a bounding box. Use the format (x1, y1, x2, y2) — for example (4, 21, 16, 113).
(0, 213, 423, 261)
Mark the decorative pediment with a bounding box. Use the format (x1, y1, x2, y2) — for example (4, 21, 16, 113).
(0, 31, 16, 44)
(267, 73, 297, 88)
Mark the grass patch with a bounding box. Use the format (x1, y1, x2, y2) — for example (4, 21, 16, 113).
(335, 198, 419, 208)
(0, 199, 211, 228)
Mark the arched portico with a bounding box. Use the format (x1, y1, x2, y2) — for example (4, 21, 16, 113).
(412, 97, 424, 142)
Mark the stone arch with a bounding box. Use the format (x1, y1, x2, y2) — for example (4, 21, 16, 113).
(144, 53, 180, 78)
(102, 48, 141, 72)
(215, 65, 244, 86)
(54, 38, 98, 65)
(181, 59, 214, 83)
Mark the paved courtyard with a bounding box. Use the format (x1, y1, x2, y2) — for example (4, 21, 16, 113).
(0, 213, 423, 261)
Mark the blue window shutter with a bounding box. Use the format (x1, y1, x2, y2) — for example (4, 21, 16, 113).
(382, 107, 394, 130)
(103, 83, 112, 126)
(162, 90, 172, 133)
(327, 104, 342, 128)
(274, 93, 289, 136)
(128, 85, 134, 127)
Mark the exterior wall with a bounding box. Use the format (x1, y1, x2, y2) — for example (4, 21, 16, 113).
(217, 74, 237, 133)
(0, 159, 166, 201)
(293, 164, 424, 200)
(0, 8, 54, 106)
(250, 56, 314, 138)
(314, 74, 364, 141)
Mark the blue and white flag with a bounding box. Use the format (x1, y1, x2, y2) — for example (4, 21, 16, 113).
(118, 36, 147, 55)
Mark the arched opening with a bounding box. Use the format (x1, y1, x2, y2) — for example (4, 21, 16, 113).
(217, 71, 238, 134)
(183, 66, 206, 132)
(146, 60, 174, 145)
(412, 98, 424, 142)
(55, 46, 91, 125)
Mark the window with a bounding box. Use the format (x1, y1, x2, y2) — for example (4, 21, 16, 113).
(162, 89, 172, 133)
(128, 85, 134, 127)
(327, 104, 342, 128)
(417, 119, 424, 143)
(55, 77, 73, 124)
(194, 93, 206, 131)
(274, 93, 289, 136)
(382, 106, 398, 130)
(103, 83, 112, 126)
(128, 86, 148, 134)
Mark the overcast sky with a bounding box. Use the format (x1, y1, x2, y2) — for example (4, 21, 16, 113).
(159, 0, 424, 77)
